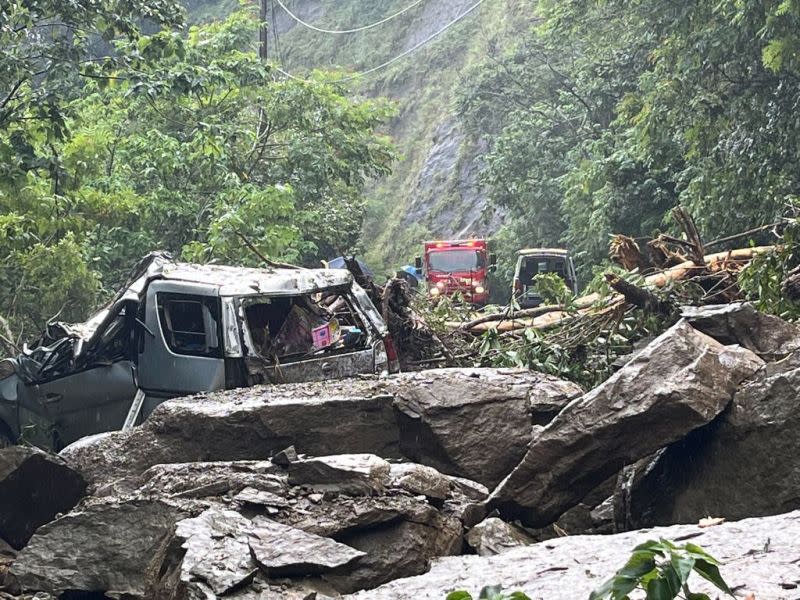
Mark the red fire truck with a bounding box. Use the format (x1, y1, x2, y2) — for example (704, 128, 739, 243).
(415, 239, 495, 306)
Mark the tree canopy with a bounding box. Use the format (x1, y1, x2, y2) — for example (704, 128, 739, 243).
(458, 0, 800, 279)
(0, 5, 395, 345)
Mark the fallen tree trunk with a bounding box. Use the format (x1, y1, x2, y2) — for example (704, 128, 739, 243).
(466, 246, 775, 333)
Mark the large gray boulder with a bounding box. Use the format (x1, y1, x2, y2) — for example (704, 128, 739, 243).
(344, 510, 800, 599)
(616, 349, 800, 528)
(10, 499, 185, 598)
(392, 368, 548, 487)
(682, 302, 800, 361)
(61, 379, 402, 491)
(0, 446, 86, 549)
(489, 321, 763, 526)
(61, 369, 575, 494)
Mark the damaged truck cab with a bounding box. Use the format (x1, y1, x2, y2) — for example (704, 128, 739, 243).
(0, 253, 399, 449)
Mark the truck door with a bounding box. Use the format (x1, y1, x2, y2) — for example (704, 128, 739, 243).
(35, 362, 137, 447)
(137, 281, 225, 417)
(33, 302, 138, 448)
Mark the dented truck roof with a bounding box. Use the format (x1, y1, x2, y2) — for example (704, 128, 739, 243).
(159, 262, 353, 297)
(55, 252, 356, 344)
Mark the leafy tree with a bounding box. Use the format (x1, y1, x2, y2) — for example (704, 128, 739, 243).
(0, 7, 395, 344)
(458, 0, 800, 280)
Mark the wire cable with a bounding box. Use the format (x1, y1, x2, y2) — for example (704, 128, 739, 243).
(273, 0, 427, 35)
(274, 0, 486, 84)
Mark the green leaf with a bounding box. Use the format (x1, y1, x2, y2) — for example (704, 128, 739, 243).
(669, 554, 695, 585)
(645, 577, 673, 600)
(446, 592, 473, 600)
(693, 560, 733, 596)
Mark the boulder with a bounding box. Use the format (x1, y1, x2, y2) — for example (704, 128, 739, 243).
(682, 302, 800, 361)
(465, 517, 535, 556)
(0, 446, 86, 549)
(288, 454, 391, 495)
(10, 499, 185, 598)
(170, 508, 258, 597)
(60, 369, 573, 494)
(489, 321, 763, 526)
(526, 375, 583, 425)
(344, 510, 800, 599)
(327, 511, 463, 593)
(136, 460, 287, 499)
(392, 368, 540, 487)
(249, 516, 365, 576)
(616, 349, 800, 528)
(61, 379, 402, 491)
(389, 463, 452, 501)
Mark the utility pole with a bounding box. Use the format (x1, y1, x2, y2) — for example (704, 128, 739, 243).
(259, 0, 268, 61)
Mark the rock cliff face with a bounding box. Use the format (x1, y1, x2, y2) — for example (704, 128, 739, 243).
(260, 0, 528, 270)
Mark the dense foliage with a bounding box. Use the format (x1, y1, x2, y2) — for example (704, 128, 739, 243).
(0, 5, 395, 345)
(458, 0, 800, 281)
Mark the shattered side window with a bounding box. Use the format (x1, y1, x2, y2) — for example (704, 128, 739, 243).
(243, 290, 369, 363)
(157, 293, 221, 358)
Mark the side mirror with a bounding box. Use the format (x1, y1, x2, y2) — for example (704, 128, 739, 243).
(489, 253, 497, 265)
(414, 256, 422, 270)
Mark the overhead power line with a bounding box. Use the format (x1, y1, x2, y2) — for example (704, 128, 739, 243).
(273, 0, 427, 34)
(274, 0, 487, 84)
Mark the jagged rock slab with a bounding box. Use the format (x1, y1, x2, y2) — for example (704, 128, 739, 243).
(10, 499, 184, 598)
(617, 349, 800, 528)
(682, 302, 800, 361)
(465, 517, 535, 556)
(490, 321, 763, 526)
(0, 446, 86, 549)
(234, 487, 290, 509)
(249, 517, 365, 576)
(171, 508, 258, 596)
(345, 510, 800, 599)
(61, 380, 402, 491)
(136, 460, 287, 500)
(392, 368, 539, 487)
(276, 495, 443, 539)
(288, 454, 391, 495)
(327, 511, 463, 594)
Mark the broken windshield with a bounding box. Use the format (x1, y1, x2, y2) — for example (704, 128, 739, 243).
(242, 289, 369, 363)
(427, 250, 485, 273)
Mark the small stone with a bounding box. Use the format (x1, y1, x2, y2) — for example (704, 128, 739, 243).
(272, 446, 299, 467)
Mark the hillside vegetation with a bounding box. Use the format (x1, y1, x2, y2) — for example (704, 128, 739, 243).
(262, 0, 529, 275)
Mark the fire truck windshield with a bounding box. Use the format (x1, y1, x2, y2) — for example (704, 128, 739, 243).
(428, 249, 485, 273)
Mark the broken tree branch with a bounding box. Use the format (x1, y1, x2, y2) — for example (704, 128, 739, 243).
(705, 221, 785, 249)
(604, 273, 675, 316)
